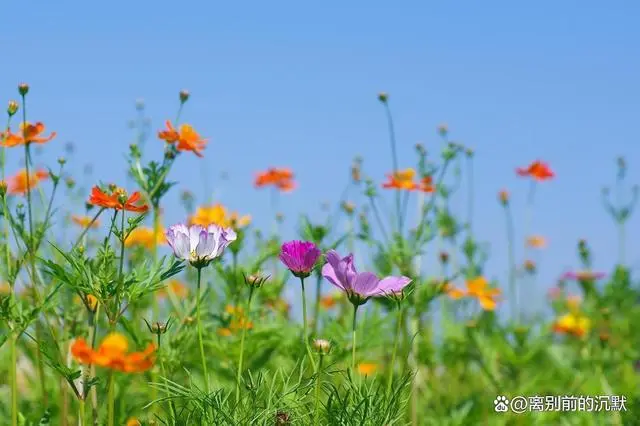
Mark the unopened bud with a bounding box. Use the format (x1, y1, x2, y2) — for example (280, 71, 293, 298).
(0, 180, 7, 197)
(7, 100, 18, 116)
(244, 272, 269, 288)
(524, 259, 536, 274)
(377, 92, 388, 103)
(312, 338, 331, 355)
(179, 90, 190, 103)
(415, 143, 426, 155)
(58, 157, 66, 166)
(341, 201, 355, 215)
(437, 123, 448, 136)
(498, 189, 509, 205)
(18, 83, 29, 96)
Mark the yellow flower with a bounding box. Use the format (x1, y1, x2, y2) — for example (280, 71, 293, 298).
(553, 312, 590, 337)
(357, 362, 378, 376)
(189, 204, 251, 229)
(526, 235, 547, 249)
(71, 215, 100, 229)
(126, 419, 141, 426)
(447, 276, 501, 311)
(125, 226, 166, 249)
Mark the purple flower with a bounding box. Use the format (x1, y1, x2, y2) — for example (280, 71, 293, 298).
(321, 250, 412, 305)
(165, 223, 237, 268)
(561, 270, 606, 281)
(279, 240, 321, 278)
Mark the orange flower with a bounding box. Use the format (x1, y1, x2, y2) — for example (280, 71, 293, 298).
(419, 175, 435, 193)
(254, 168, 296, 192)
(126, 419, 141, 426)
(7, 169, 49, 195)
(357, 362, 378, 376)
(552, 312, 590, 337)
(447, 276, 501, 311)
(526, 235, 547, 249)
(88, 186, 149, 213)
(218, 305, 254, 336)
(125, 226, 166, 248)
(0, 122, 56, 147)
(516, 160, 554, 181)
(382, 168, 419, 191)
(158, 121, 207, 157)
(157, 279, 189, 299)
(72, 215, 100, 229)
(71, 333, 155, 373)
(320, 294, 337, 309)
(189, 204, 251, 229)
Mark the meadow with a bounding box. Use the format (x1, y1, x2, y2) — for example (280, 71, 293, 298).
(0, 85, 638, 426)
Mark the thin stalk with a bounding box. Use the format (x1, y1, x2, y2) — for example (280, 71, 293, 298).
(196, 267, 210, 393)
(313, 354, 324, 426)
(78, 399, 85, 426)
(158, 334, 177, 424)
(521, 180, 537, 323)
(299, 277, 317, 371)
(382, 102, 402, 234)
(235, 287, 255, 403)
(386, 303, 403, 396)
(351, 304, 359, 371)
(107, 371, 115, 426)
(311, 272, 322, 336)
(504, 203, 517, 323)
(10, 333, 17, 426)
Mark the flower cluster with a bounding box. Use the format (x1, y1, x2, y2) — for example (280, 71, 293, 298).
(71, 333, 155, 373)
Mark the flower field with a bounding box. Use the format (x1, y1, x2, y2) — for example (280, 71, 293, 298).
(0, 85, 639, 426)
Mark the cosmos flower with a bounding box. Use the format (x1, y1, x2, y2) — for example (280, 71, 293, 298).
(279, 240, 322, 279)
(516, 160, 554, 181)
(254, 167, 295, 192)
(165, 223, 236, 268)
(158, 121, 207, 157)
(88, 186, 148, 213)
(447, 276, 501, 311)
(71, 215, 101, 229)
(552, 312, 590, 337)
(382, 168, 419, 191)
(125, 226, 167, 249)
(7, 169, 49, 195)
(189, 204, 251, 229)
(1, 122, 56, 147)
(71, 333, 155, 373)
(321, 250, 412, 305)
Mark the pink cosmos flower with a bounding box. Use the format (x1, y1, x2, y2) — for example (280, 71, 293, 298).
(321, 250, 411, 305)
(279, 240, 322, 278)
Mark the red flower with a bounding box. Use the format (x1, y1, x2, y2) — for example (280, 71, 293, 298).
(516, 161, 554, 181)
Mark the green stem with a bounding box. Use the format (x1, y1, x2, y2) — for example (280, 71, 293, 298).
(351, 304, 359, 371)
(386, 303, 403, 396)
(196, 267, 210, 393)
(235, 287, 255, 404)
(313, 355, 324, 426)
(10, 333, 17, 426)
(312, 272, 322, 336)
(107, 371, 115, 426)
(382, 102, 402, 234)
(521, 180, 537, 323)
(78, 398, 85, 426)
(618, 222, 625, 265)
(503, 203, 516, 323)
(300, 277, 317, 371)
(158, 336, 177, 424)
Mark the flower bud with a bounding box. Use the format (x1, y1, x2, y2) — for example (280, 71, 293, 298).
(437, 123, 448, 136)
(244, 272, 269, 288)
(179, 90, 190, 103)
(498, 189, 509, 205)
(524, 259, 536, 274)
(439, 251, 449, 264)
(377, 92, 388, 103)
(7, 100, 18, 116)
(0, 180, 7, 197)
(312, 338, 331, 355)
(18, 83, 29, 96)
(341, 201, 355, 215)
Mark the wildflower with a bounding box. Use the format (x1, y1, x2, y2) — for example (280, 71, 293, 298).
(420, 175, 435, 193)
(516, 160, 554, 181)
(165, 223, 236, 268)
(125, 226, 166, 249)
(321, 250, 411, 305)
(279, 240, 321, 279)
(157, 279, 189, 299)
(447, 276, 501, 311)
(357, 362, 378, 376)
(382, 168, 419, 191)
(158, 121, 207, 157)
(552, 312, 590, 337)
(313, 339, 331, 354)
(526, 235, 547, 249)
(71, 333, 155, 373)
(218, 305, 253, 336)
(254, 167, 296, 192)
(0, 122, 56, 147)
(88, 186, 149, 213)
(498, 189, 509, 204)
(7, 100, 19, 116)
(189, 204, 251, 229)
(561, 270, 605, 281)
(126, 419, 141, 426)
(71, 215, 100, 229)
(320, 293, 340, 309)
(7, 169, 48, 195)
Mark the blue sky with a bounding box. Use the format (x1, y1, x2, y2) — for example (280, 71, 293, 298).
(2, 1, 640, 316)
